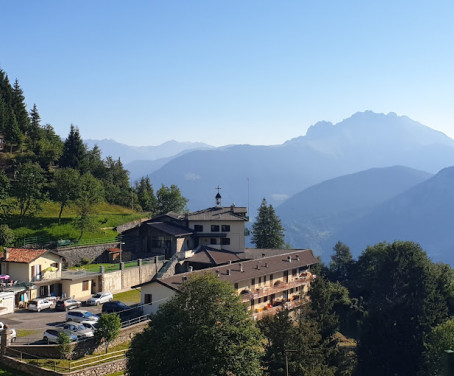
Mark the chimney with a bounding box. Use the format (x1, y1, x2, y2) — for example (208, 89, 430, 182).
(256, 264, 260, 270)
(296, 255, 300, 261)
(4, 248, 9, 260)
(288, 256, 292, 263)
(262, 253, 266, 258)
(216, 270, 220, 277)
(229, 260, 232, 265)
(226, 269, 231, 276)
(239, 263, 243, 272)
(188, 266, 193, 273)
(265, 262, 268, 268)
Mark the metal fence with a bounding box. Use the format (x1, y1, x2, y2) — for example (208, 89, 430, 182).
(14, 236, 119, 249)
(6, 346, 127, 373)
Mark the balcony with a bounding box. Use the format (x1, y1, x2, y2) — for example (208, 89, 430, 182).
(251, 297, 309, 320)
(240, 276, 314, 303)
(32, 271, 62, 283)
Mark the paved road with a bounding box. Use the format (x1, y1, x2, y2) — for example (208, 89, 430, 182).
(0, 304, 102, 343)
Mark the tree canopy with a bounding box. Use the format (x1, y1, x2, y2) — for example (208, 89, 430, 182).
(251, 198, 285, 249)
(127, 273, 263, 376)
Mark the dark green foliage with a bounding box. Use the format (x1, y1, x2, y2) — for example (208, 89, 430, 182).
(33, 124, 64, 170)
(11, 79, 30, 135)
(127, 273, 263, 376)
(329, 241, 354, 284)
(134, 176, 157, 213)
(95, 313, 121, 353)
(251, 198, 285, 249)
(73, 173, 104, 240)
(0, 170, 12, 218)
(3, 112, 23, 152)
(51, 168, 80, 224)
(57, 331, 72, 359)
(0, 225, 14, 246)
(28, 104, 41, 149)
(59, 125, 87, 170)
(355, 241, 451, 376)
(13, 162, 46, 223)
(102, 157, 131, 207)
(156, 184, 188, 214)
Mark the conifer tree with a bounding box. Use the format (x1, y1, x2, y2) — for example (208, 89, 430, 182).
(60, 125, 87, 171)
(3, 113, 23, 152)
(251, 198, 285, 248)
(12, 79, 29, 135)
(28, 103, 41, 148)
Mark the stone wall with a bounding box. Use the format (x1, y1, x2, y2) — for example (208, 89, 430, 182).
(57, 243, 119, 267)
(8, 320, 150, 360)
(0, 355, 126, 376)
(116, 217, 149, 234)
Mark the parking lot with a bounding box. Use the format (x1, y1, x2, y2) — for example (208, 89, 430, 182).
(0, 304, 103, 343)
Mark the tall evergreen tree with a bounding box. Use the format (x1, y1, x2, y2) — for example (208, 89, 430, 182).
(3, 112, 23, 152)
(135, 176, 157, 213)
(59, 125, 87, 170)
(28, 103, 41, 148)
(329, 241, 354, 284)
(251, 198, 285, 248)
(11, 79, 29, 135)
(156, 184, 188, 214)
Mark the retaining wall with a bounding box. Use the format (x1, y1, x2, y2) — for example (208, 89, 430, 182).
(57, 243, 118, 267)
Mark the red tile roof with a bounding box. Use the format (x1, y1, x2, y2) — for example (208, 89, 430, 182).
(1, 248, 49, 263)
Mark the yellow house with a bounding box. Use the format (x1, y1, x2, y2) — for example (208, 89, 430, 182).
(136, 250, 318, 319)
(0, 248, 100, 304)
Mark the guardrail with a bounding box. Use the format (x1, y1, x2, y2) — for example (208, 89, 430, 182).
(6, 346, 128, 373)
(121, 314, 149, 328)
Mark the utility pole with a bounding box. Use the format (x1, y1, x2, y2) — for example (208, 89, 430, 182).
(285, 349, 297, 376)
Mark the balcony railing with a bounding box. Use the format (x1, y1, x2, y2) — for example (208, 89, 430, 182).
(240, 276, 314, 302)
(31, 271, 62, 282)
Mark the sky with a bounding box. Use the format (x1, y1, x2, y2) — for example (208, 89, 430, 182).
(1, 1, 454, 147)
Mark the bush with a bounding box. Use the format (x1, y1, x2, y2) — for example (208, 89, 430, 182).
(0, 225, 15, 246)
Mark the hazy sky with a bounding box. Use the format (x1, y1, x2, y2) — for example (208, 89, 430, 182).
(2, 1, 454, 146)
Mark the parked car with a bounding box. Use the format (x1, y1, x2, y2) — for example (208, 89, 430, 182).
(80, 321, 98, 331)
(62, 321, 94, 339)
(102, 301, 141, 321)
(86, 292, 113, 306)
(0, 322, 16, 342)
(28, 298, 54, 312)
(55, 298, 82, 311)
(43, 329, 77, 344)
(66, 310, 99, 323)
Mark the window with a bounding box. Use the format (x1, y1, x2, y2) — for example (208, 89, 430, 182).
(264, 296, 268, 302)
(194, 225, 203, 232)
(270, 274, 273, 282)
(251, 278, 255, 286)
(144, 294, 152, 304)
(221, 238, 230, 245)
(258, 298, 261, 303)
(258, 277, 262, 284)
(211, 225, 220, 232)
(292, 268, 297, 277)
(234, 283, 238, 290)
(221, 225, 230, 232)
(264, 276, 267, 283)
(210, 238, 217, 245)
(82, 280, 89, 291)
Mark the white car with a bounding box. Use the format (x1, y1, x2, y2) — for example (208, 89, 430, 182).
(86, 292, 113, 306)
(43, 329, 77, 344)
(80, 320, 98, 331)
(0, 322, 16, 342)
(66, 310, 99, 323)
(27, 298, 54, 312)
(63, 321, 94, 339)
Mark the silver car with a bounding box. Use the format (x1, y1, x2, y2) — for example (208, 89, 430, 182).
(43, 329, 78, 344)
(86, 292, 113, 306)
(66, 309, 99, 323)
(62, 321, 94, 339)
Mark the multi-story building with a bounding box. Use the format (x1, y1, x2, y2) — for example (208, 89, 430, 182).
(137, 249, 318, 319)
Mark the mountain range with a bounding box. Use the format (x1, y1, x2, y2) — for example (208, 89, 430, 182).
(88, 111, 454, 265)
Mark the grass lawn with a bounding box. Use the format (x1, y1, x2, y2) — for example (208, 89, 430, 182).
(113, 289, 141, 304)
(6, 201, 146, 246)
(16, 329, 41, 338)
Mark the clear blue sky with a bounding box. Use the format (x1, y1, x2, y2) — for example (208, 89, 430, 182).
(1, 1, 454, 146)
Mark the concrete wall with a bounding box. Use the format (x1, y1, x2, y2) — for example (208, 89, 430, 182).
(56, 243, 118, 267)
(116, 217, 149, 233)
(100, 260, 164, 294)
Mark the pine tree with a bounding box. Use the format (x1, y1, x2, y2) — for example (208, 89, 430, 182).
(3, 112, 23, 152)
(12, 79, 30, 135)
(59, 125, 87, 170)
(251, 198, 285, 248)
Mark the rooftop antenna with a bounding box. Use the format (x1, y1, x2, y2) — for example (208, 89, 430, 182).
(215, 185, 222, 207)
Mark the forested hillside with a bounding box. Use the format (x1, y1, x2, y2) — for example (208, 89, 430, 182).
(0, 68, 187, 246)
